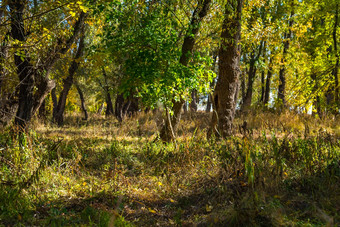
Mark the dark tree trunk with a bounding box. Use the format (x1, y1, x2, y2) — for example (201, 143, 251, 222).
(278, 7, 294, 107)
(105, 92, 114, 117)
(114, 93, 139, 121)
(206, 94, 212, 113)
(102, 69, 114, 117)
(241, 52, 256, 112)
(53, 33, 85, 126)
(241, 41, 263, 112)
(206, 54, 217, 113)
(97, 103, 104, 115)
(264, 58, 273, 106)
(259, 42, 267, 103)
(160, 0, 212, 142)
(0, 34, 8, 96)
(260, 71, 265, 103)
(9, 0, 35, 129)
(38, 100, 46, 119)
(75, 82, 88, 121)
(190, 90, 198, 112)
(311, 74, 322, 117)
(208, 0, 243, 138)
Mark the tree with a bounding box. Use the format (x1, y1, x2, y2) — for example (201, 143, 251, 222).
(160, 0, 212, 142)
(208, 0, 243, 138)
(277, 1, 294, 108)
(53, 31, 86, 126)
(7, 0, 87, 130)
(75, 81, 88, 121)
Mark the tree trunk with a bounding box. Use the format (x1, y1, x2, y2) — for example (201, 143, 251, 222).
(114, 93, 139, 121)
(208, 0, 243, 138)
(75, 82, 88, 121)
(264, 58, 273, 106)
(260, 71, 265, 103)
(0, 33, 8, 96)
(278, 7, 294, 107)
(206, 94, 212, 113)
(189, 89, 198, 112)
(259, 42, 267, 103)
(160, 0, 212, 142)
(97, 103, 104, 115)
(9, 0, 35, 129)
(241, 52, 256, 112)
(38, 100, 46, 119)
(53, 33, 85, 126)
(105, 92, 114, 117)
(311, 74, 322, 117)
(206, 54, 217, 113)
(102, 69, 114, 117)
(241, 41, 263, 112)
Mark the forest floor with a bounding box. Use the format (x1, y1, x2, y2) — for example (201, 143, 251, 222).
(0, 110, 340, 226)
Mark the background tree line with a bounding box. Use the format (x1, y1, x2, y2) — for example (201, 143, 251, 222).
(0, 0, 339, 137)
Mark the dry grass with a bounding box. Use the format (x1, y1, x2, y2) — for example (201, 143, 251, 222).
(0, 110, 339, 226)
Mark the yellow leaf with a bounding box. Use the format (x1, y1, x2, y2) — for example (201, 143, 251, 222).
(148, 208, 157, 214)
(80, 5, 89, 13)
(206, 204, 213, 212)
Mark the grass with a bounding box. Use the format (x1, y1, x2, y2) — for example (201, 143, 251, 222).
(0, 111, 339, 226)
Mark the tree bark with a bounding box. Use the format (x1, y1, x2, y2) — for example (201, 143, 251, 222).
(105, 91, 114, 117)
(97, 102, 104, 115)
(9, 0, 35, 129)
(0, 33, 8, 96)
(264, 57, 273, 106)
(260, 71, 265, 103)
(259, 42, 267, 103)
(241, 52, 256, 112)
(53, 33, 85, 126)
(206, 54, 217, 113)
(114, 93, 139, 121)
(38, 100, 46, 119)
(160, 0, 212, 142)
(278, 6, 294, 108)
(208, 0, 243, 138)
(241, 41, 263, 112)
(75, 82, 88, 121)
(311, 74, 322, 117)
(189, 89, 198, 112)
(102, 68, 114, 117)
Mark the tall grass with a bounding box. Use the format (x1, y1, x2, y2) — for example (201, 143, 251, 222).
(0, 111, 339, 226)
